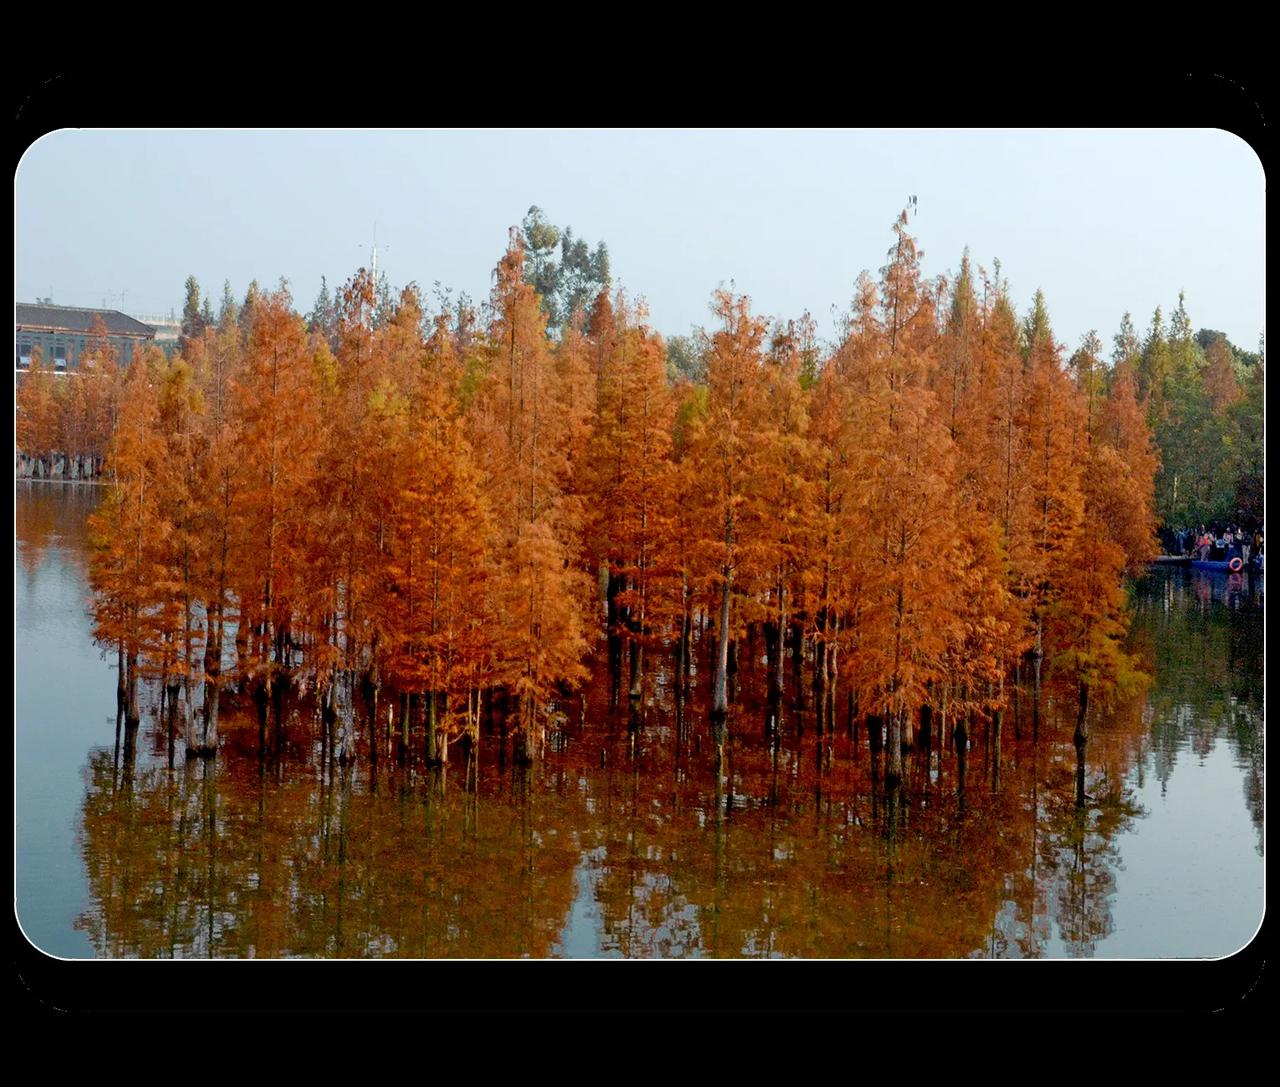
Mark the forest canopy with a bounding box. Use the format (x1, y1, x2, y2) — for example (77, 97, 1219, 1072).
(17, 208, 1258, 796)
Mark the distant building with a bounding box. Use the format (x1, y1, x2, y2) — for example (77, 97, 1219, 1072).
(128, 311, 182, 356)
(15, 303, 156, 374)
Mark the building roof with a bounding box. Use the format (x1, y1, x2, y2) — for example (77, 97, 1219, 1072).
(16, 303, 156, 337)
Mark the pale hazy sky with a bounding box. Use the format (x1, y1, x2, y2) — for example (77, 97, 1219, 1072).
(15, 129, 1266, 354)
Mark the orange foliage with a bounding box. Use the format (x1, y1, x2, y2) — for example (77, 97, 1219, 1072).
(77, 208, 1161, 774)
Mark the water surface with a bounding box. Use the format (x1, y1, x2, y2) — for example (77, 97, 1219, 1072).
(14, 483, 1265, 958)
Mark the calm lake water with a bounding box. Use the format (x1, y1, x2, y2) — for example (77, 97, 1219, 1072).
(15, 482, 1265, 959)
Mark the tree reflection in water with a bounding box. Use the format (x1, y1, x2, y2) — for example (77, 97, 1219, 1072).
(71, 568, 1261, 958)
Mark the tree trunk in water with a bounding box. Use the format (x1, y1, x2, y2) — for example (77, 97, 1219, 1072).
(825, 643, 838, 742)
(364, 670, 379, 767)
(235, 626, 248, 683)
(898, 704, 912, 758)
(426, 691, 439, 764)
(399, 692, 411, 766)
(166, 683, 179, 767)
(126, 651, 140, 726)
(790, 621, 805, 710)
(765, 619, 783, 700)
(203, 602, 219, 696)
(955, 716, 969, 799)
(183, 680, 199, 756)
(201, 680, 219, 756)
(885, 776, 902, 851)
(1012, 660, 1022, 740)
(496, 690, 508, 767)
(607, 571, 623, 704)
(712, 576, 732, 722)
(629, 640, 643, 701)
(679, 594, 692, 685)
(272, 673, 287, 756)
(514, 693, 539, 765)
(886, 708, 903, 784)
(1031, 638, 1043, 742)
(1074, 681, 1089, 809)
(813, 640, 827, 736)
(254, 680, 269, 760)
(117, 639, 127, 711)
(473, 690, 482, 756)
(122, 716, 139, 771)
(765, 688, 781, 740)
(991, 708, 1003, 790)
(336, 686, 356, 764)
(201, 609, 221, 758)
(322, 679, 338, 723)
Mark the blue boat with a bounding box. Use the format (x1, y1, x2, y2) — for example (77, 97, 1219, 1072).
(1191, 559, 1237, 572)
(1190, 557, 1262, 574)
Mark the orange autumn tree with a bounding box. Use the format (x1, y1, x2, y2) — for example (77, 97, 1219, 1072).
(809, 272, 881, 732)
(933, 250, 981, 446)
(964, 277, 1038, 728)
(553, 304, 598, 519)
(58, 315, 120, 478)
(352, 291, 436, 757)
(475, 232, 589, 760)
(230, 285, 321, 756)
(1042, 331, 1158, 802)
(692, 289, 768, 739)
(1045, 339, 1154, 803)
(17, 348, 58, 469)
(150, 353, 207, 761)
(581, 294, 678, 703)
(300, 299, 351, 745)
(89, 351, 165, 727)
(929, 258, 1023, 743)
(746, 318, 817, 715)
(307, 267, 404, 760)
(1093, 362, 1161, 572)
(553, 300, 602, 694)
(384, 386, 492, 763)
(1016, 292, 1086, 735)
(840, 211, 960, 783)
(668, 379, 711, 689)
(185, 313, 247, 754)
(71, 207, 1168, 803)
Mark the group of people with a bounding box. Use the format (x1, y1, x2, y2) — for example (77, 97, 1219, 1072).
(1175, 523, 1264, 568)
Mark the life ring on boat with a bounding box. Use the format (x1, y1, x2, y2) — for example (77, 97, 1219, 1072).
(1229, 557, 1243, 572)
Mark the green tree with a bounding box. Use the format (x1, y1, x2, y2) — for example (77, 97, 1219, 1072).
(218, 280, 239, 330)
(1069, 331, 1106, 437)
(179, 275, 207, 352)
(1225, 356, 1263, 523)
(1021, 288, 1053, 369)
(1112, 312, 1141, 381)
(517, 207, 610, 333)
(521, 206, 561, 319)
(1138, 307, 1170, 422)
(665, 333, 706, 385)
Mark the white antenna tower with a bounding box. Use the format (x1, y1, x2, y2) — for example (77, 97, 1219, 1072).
(361, 222, 390, 281)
